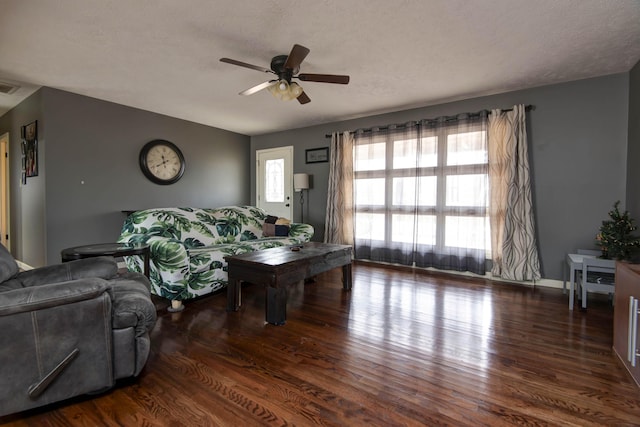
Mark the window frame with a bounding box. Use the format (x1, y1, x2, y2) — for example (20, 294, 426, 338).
(353, 123, 489, 254)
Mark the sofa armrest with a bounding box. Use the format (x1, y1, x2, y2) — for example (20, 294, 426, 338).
(15, 257, 118, 288)
(119, 234, 191, 301)
(0, 278, 110, 316)
(289, 223, 315, 242)
(146, 236, 189, 270)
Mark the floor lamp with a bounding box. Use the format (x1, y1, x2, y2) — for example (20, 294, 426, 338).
(293, 173, 309, 223)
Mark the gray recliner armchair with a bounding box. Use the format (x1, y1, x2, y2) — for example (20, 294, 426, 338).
(0, 244, 157, 417)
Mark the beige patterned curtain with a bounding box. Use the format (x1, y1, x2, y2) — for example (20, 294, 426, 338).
(324, 131, 354, 245)
(488, 105, 541, 281)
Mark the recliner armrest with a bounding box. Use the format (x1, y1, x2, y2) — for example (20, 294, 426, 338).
(15, 257, 118, 287)
(109, 274, 157, 335)
(0, 278, 110, 316)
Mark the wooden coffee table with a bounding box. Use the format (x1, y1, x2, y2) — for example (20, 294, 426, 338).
(225, 242, 352, 325)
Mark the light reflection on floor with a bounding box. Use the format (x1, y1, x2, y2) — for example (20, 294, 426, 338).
(346, 270, 495, 374)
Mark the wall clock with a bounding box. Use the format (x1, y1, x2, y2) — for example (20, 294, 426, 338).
(139, 139, 185, 185)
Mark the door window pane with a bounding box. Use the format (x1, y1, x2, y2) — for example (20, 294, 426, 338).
(265, 159, 284, 202)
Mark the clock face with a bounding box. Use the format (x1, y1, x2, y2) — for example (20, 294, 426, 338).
(139, 140, 185, 185)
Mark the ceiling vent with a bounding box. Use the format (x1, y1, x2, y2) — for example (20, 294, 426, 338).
(0, 82, 19, 95)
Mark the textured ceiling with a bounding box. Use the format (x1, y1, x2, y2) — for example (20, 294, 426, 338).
(1, 0, 639, 136)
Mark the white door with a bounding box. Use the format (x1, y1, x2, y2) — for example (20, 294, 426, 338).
(256, 146, 293, 219)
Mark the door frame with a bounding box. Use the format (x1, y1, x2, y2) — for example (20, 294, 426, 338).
(0, 132, 10, 250)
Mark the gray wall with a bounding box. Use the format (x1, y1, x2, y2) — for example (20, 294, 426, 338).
(251, 74, 630, 281)
(0, 88, 251, 266)
(627, 60, 640, 222)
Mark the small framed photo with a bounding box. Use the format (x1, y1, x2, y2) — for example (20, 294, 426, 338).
(306, 147, 329, 164)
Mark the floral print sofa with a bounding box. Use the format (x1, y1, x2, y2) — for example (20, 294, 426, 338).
(117, 206, 313, 311)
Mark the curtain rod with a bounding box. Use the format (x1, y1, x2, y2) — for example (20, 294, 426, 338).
(324, 105, 535, 138)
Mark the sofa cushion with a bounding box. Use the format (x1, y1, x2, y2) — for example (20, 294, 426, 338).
(262, 223, 290, 237)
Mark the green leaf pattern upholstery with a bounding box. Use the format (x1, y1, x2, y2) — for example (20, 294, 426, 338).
(117, 206, 313, 301)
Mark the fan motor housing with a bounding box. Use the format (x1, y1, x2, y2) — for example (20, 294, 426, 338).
(270, 55, 297, 81)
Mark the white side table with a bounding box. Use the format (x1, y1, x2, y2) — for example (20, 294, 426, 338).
(564, 253, 596, 309)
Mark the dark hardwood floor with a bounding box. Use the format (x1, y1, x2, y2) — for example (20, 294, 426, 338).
(2, 262, 640, 426)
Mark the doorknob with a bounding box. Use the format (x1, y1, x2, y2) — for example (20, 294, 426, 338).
(285, 204, 290, 207)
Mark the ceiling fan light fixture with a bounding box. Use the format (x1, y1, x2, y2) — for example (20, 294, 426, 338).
(268, 80, 303, 101)
(289, 82, 303, 98)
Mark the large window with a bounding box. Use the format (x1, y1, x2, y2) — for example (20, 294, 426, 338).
(353, 115, 489, 274)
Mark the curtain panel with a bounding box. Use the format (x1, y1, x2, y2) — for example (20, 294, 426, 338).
(324, 132, 354, 246)
(352, 113, 489, 275)
(488, 105, 541, 281)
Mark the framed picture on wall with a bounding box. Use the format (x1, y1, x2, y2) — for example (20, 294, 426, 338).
(305, 147, 329, 164)
(22, 120, 38, 177)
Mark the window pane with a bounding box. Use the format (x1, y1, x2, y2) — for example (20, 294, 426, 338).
(392, 214, 436, 244)
(392, 176, 437, 206)
(393, 136, 437, 169)
(447, 131, 487, 165)
(445, 216, 489, 250)
(355, 142, 385, 171)
(265, 159, 284, 202)
(446, 174, 487, 207)
(355, 213, 385, 240)
(355, 178, 385, 206)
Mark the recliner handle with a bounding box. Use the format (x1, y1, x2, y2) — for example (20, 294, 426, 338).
(28, 348, 79, 399)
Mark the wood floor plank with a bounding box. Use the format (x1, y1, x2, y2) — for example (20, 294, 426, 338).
(2, 262, 640, 426)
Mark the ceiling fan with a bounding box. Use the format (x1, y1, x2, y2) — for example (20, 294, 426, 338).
(220, 44, 349, 105)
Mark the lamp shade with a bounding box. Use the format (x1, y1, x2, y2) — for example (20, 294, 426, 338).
(293, 173, 309, 191)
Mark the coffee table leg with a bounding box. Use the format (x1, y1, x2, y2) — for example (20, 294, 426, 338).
(227, 277, 241, 312)
(342, 263, 352, 290)
(266, 286, 287, 325)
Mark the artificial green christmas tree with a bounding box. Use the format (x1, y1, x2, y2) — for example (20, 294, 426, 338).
(596, 201, 640, 260)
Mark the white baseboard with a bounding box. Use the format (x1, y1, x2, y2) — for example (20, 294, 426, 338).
(487, 274, 564, 289)
(442, 268, 565, 289)
(356, 259, 565, 289)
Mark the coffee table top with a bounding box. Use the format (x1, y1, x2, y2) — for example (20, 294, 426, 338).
(225, 242, 351, 267)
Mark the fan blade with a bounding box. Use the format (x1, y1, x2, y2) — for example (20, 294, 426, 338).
(220, 58, 273, 74)
(240, 80, 277, 96)
(297, 91, 311, 104)
(284, 44, 310, 70)
(298, 73, 350, 84)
